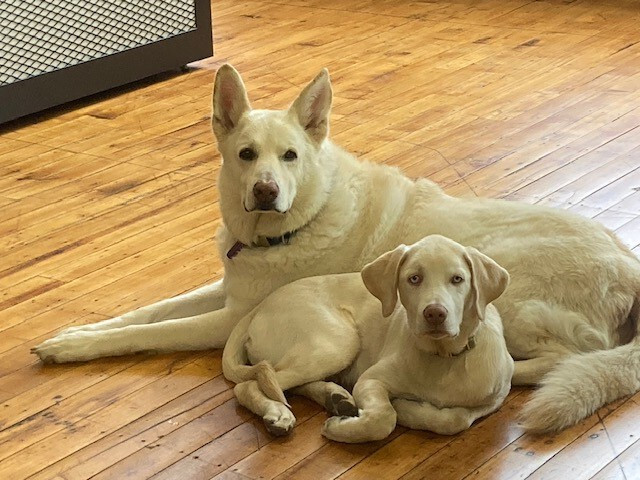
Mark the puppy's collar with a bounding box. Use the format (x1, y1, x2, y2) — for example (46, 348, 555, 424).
(439, 335, 476, 357)
(226, 231, 296, 259)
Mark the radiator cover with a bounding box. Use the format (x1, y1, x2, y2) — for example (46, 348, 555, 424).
(0, 0, 212, 123)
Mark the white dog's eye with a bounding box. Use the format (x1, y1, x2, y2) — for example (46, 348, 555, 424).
(283, 149, 297, 161)
(451, 275, 464, 284)
(408, 274, 422, 285)
(239, 148, 257, 161)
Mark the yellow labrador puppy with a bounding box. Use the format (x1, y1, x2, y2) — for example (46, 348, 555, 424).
(223, 235, 513, 442)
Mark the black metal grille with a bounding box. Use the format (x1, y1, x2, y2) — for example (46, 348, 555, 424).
(0, 0, 198, 86)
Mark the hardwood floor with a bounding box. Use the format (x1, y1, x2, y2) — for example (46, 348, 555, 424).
(1, 1, 640, 478)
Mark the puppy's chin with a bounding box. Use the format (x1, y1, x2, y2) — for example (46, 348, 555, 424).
(413, 324, 460, 341)
(423, 332, 454, 340)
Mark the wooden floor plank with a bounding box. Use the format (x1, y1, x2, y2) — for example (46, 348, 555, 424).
(211, 414, 329, 480)
(525, 392, 640, 479)
(1, 0, 639, 479)
(274, 432, 404, 480)
(28, 376, 232, 480)
(394, 391, 528, 480)
(466, 397, 632, 480)
(591, 432, 640, 480)
(102, 396, 320, 480)
(0, 354, 203, 467)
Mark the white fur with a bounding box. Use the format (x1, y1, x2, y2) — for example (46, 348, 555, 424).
(33, 65, 640, 432)
(223, 235, 514, 441)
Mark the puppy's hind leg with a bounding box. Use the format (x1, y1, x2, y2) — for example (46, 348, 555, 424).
(248, 334, 360, 419)
(233, 356, 357, 436)
(292, 381, 358, 417)
(235, 380, 296, 436)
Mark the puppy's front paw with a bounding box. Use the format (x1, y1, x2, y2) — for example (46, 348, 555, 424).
(31, 332, 99, 363)
(325, 392, 359, 417)
(322, 415, 362, 443)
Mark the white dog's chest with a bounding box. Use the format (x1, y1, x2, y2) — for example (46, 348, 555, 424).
(222, 245, 322, 304)
(219, 233, 369, 309)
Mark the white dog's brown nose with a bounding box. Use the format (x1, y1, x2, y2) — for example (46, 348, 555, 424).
(423, 304, 448, 325)
(253, 180, 279, 209)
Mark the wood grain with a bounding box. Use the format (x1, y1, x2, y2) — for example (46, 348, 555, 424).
(1, 0, 639, 478)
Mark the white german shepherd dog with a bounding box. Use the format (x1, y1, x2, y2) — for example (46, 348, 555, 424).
(34, 64, 640, 433)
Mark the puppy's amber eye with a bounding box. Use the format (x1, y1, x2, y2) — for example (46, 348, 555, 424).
(239, 148, 257, 161)
(451, 275, 464, 284)
(283, 149, 297, 161)
(408, 274, 422, 285)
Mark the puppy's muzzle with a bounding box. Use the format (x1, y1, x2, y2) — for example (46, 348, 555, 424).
(423, 303, 448, 328)
(253, 180, 279, 211)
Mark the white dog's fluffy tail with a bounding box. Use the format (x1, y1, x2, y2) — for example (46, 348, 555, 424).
(222, 309, 288, 406)
(521, 296, 640, 432)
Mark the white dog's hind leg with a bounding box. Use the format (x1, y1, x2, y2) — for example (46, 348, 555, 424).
(504, 300, 612, 386)
(235, 381, 296, 436)
(504, 300, 610, 359)
(392, 398, 496, 435)
(512, 356, 564, 385)
(57, 279, 227, 336)
(33, 306, 239, 363)
(292, 381, 358, 417)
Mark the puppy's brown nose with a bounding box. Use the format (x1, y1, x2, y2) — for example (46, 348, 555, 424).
(423, 304, 448, 325)
(253, 181, 279, 209)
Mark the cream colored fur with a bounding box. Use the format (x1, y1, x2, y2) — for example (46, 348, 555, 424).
(223, 235, 514, 441)
(33, 64, 640, 433)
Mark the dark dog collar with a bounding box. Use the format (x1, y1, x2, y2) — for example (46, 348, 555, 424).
(265, 231, 295, 246)
(226, 230, 296, 259)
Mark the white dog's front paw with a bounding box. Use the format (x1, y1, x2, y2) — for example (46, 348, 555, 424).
(55, 324, 93, 337)
(263, 404, 296, 436)
(56, 316, 123, 336)
(31, 332, 101, 363)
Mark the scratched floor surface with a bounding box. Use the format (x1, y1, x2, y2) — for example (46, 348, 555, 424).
(1, 1, 639, 479)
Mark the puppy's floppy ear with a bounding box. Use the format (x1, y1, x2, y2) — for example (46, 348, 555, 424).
(464, 247, 509, 321)
(361, 244, 409, 317)
(212, 64, 251, 139)
(289, 68, 332, 143)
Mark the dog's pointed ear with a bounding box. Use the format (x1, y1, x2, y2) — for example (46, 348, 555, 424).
(289, 68, 332, 143)
(212, 64, 251, 139)
(464, 247, 509, 321)
(361, 244, 409, 317)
